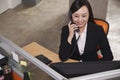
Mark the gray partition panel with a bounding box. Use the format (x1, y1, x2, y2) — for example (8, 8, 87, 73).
(0, 34, 67, 80)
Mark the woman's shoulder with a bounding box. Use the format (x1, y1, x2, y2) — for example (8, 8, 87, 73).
(88, 22, 103, 30)
(62, 25, 68, 29)
(62, 25, 69, 31)
(61, 25, 69, 35)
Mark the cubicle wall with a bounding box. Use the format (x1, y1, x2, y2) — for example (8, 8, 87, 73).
(0, 34, 120, 80)
(0, 34, 67, 80)
(0, 0, 21, 14)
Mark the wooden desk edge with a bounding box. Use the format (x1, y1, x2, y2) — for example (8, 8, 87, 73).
(23, 42, 78, 63)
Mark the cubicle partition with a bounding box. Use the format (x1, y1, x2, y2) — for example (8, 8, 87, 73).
(0, 34, 67, 80)
(0, 34, 120, 80)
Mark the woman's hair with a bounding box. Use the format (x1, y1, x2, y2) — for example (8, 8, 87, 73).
(69, 0, 94, 23)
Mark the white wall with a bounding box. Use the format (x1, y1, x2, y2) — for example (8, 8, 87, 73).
(9, 0, 22, 9)
(0, 0, 9, 14)
(0, 0, 21, 14)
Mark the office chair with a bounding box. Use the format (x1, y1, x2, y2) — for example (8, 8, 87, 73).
(94, 18, 109, 59)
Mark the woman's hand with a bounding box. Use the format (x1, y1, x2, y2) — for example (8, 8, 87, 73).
(67, 21, 78, 44)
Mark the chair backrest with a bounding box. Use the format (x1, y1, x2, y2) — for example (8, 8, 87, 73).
(94, 18, 109, 59)
(94, 18, 109, 35)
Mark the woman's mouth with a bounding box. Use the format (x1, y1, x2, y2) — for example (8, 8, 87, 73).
(76, 22, 84, 26)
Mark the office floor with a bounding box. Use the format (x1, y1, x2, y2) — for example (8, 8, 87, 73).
(0, 0, 120, 61)
(0, 0, 69, 53)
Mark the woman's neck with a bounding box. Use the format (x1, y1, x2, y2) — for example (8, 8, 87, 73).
(79, 26, 85, 34)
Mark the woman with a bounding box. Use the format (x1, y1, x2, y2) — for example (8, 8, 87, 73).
(59, 0, 113, 62)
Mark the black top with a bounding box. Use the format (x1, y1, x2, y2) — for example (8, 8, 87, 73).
(59, 22, 113, 61)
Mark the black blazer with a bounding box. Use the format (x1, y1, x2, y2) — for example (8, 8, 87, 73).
(59, 22, 113, 61)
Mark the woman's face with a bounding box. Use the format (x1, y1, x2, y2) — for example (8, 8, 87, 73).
(72, 5, 89, 28)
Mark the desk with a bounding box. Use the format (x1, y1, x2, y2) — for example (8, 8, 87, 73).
(23, 42, 77, 63)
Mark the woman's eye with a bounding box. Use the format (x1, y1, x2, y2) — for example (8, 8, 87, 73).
(82, 15, 86, 17)
(74, 15, 78, 17)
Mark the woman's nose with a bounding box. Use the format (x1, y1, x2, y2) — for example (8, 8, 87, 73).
(77, 17, 83, 22)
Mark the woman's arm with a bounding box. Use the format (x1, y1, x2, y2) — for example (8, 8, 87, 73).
(59, 26, 73, 61)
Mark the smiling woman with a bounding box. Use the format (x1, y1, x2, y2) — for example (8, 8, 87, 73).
(59, 0, 113, 62)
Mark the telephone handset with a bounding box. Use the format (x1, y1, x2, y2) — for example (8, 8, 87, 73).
(71, 20, 80, 32)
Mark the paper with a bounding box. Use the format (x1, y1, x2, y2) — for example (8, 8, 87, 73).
(20, 60, 27, 67)
(0, 54, 4, 59)
(0, 66, 2, 70)
(12, 51, 19, 63)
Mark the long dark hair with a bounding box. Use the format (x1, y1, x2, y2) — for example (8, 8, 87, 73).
(69, 0, 94, 23)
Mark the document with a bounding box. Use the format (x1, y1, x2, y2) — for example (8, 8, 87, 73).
(0, 54, 4, 59)
(12, 51, 19, 63)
